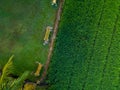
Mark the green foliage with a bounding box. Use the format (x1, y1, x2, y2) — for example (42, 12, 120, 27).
(47, 0, 120, 90)
(10, 71, 29, 90)
(0, 55, 14, 87)
(0, 55, 29, 90)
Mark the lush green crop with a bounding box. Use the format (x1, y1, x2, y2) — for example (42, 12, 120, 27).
(47, 0, 120, 90)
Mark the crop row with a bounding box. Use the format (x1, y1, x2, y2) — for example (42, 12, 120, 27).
(83, 1, 120, 90)
(47, 0, 120, 90)
(48, 0, 101, 89)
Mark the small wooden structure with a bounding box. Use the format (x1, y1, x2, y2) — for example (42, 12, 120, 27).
(52, 0, 57, 6)
(43, 26, 52, 45)
(34, 62, 43, 77)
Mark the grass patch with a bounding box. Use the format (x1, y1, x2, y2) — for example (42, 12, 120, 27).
(0, 0, 56, 76)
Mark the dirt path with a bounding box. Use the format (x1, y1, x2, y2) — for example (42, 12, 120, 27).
(37, 0, 65, 84)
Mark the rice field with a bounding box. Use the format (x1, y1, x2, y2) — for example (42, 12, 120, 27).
(1, 0, 120, 90)
(47, 0, 120, 90)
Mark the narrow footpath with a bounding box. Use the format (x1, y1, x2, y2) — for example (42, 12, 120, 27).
(37, 0, 65, 84)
